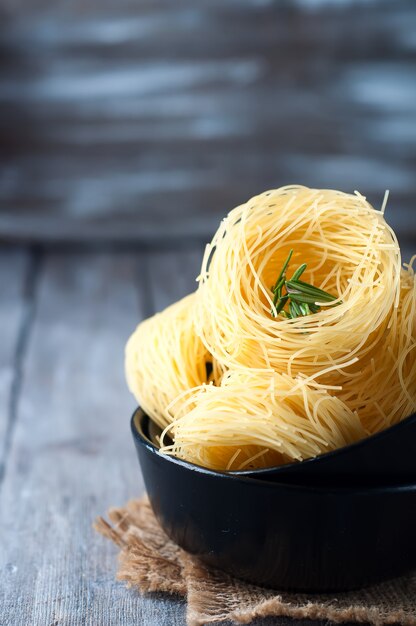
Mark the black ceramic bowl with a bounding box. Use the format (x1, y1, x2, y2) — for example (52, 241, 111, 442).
(131, 408, 416, 592)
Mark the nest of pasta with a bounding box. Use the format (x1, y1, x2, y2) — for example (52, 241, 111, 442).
(125, 186, 416, 471)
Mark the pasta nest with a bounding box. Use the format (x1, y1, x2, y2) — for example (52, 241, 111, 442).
(126, 186, 416, 471)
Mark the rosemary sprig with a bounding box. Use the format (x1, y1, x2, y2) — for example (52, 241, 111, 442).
(271, 248, 292, 310)
(270, 250, 340, 319)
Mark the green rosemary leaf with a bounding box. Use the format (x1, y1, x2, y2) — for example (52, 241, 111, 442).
(272, 276, 285, 302)
(299, 302, 310, 316)
(286, 292, 322, 306)
(274, 295, 289, 315)
(271, 249, 293, 293)
(289, 301, 303, 319)
(293, 301, 304, 317)
(291, 263, 307, 282)
(286, 280, 338, 302)
(294, 279, 338, 301)
(271, 294, 286, 317)
(269, 249, 339, 320)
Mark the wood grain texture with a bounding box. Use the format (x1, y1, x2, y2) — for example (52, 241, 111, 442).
(148, 246, 205, 313)
(0, 248, 30, 477)
(0, 0, 415, 246)
(0, 251, 178, 625)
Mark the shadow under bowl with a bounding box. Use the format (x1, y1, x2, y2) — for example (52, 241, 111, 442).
(131, 407, 416, 592)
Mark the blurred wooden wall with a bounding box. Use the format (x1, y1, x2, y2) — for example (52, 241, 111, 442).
(0, 0, 415, 248)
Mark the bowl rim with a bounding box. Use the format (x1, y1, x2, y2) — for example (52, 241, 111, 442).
(232, 409, 416, 478)
(131, 407, 416, 495)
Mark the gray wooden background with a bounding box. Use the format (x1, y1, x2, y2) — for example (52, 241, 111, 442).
(0, 0, 415, 245)
(0, 0, 415, 624)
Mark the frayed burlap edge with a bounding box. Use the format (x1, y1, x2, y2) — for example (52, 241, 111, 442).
(94, 496, 186, 596)
(94, 497, 416, 626)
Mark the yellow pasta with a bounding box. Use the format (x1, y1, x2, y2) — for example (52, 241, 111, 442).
(195, 186, 401, 377)
(125, 186, 416, 471)
(125, 293, 223, 429)
(160, 369, 366, 471)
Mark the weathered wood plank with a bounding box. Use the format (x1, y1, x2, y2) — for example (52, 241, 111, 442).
(147, 245, 205, 313)
(0, 1, 415, 244)
(0, 248, 30, 475)
(0, 251, 187, 625)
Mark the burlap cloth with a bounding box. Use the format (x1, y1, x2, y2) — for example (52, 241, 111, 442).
(94, 497, 416, 626)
